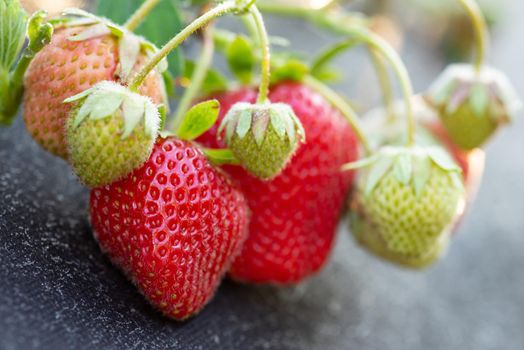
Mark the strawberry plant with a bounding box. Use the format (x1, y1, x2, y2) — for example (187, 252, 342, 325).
(0, 0, 521, 319)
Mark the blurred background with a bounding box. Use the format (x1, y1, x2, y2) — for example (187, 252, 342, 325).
(1, 0, 523, 349)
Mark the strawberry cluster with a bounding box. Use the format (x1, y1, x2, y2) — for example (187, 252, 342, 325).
(1, 0, 521, 321)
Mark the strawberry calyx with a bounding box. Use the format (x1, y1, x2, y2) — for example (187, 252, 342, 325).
(428, 64, 522, 124)
(49, 8, 167, 82)
(344, 145, 464, 198)
(426, 64, 522, 149)
(64, 81, 161, 139)
(218, 101, 305, 179)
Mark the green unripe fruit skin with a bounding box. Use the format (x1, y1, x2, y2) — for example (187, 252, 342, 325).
(350, 165, 463, 269)
(229, 123, 297, 180)
(440, 103, 498, 150)
(67, 112, 154, 188)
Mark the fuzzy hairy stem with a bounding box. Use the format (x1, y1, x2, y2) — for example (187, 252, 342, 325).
(124, 0, 161, 31)
(129, 0, 241, 92)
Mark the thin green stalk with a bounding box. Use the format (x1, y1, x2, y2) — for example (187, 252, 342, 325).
(457, 0, 488, 72)
(256, 2, 314, 18)
(250, 5, 271, 104)
(311, 39, 396, 122)
(368, 48, 396, 122)
(349, 28, 415, 146)
(303, 75, 371, 155)
(124, 0, 161, 31)
(259, 3, 415, 145)
(128, 0, 240, 92)
(171, 25, 215, 132)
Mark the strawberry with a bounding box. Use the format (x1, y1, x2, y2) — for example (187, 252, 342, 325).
(218, 101, 305, 179)
(362, 96, 486, 182)
(426, 64, 522, 150)
(348, 146, 466, 268)
(64, 81, 161, 187)
(198, 81, 359, 284)
(89, 136, 249, 320)
(23, 9, 167, 158)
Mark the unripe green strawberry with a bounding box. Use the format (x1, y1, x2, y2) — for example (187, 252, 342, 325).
(64, 81, 161, 187)
(218, 102, 305, 180)
(23, 8, 167, 158)
(427, 64, 522, 150)
(347, 145, 466, 268)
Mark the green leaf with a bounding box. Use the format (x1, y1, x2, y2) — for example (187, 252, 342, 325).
(226, 35, 255, 85)
(311, 66, 342, 83)
(177, 99, 220, 141)
(95, 0, 184, 78)
(469, 83, 489, 117)
(271, 58, 309, 84)
(0, 0, 27, 69)
(203, 148, 240, 166)
(184, 60, 229, 95)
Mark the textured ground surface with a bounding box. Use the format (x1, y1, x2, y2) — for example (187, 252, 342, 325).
(1, 2, 524, 350)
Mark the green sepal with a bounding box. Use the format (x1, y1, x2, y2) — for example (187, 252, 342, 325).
(412, 154, 431, 197)
(357, 146, 463, 198)
(183, 60, 229, 96)
(235, 109, 252, 139)
(64, 81, 160, 139)
(202, 148, 241, 166)
(226, 35, 255, 85)
(364, 156, 394, 197)
(176, 99, 220, 141)
(251, 109, 270, 146)
(426, 147, 461, 172)
(393, 153, 413, 186)
(469, 83, 489, 117)
(158, 104, 167, 130)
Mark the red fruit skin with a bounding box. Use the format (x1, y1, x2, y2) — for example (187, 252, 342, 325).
(89, 138, 249, 320)
(23, 27, 165, 158)
(198, 82, 359, 284)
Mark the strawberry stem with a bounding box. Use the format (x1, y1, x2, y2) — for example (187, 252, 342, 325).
(353, 28, 415, 146)
(303, 75, 371, 155)
(311, 39, 396, 122)
(250, 5, 271, 104)
(257, 4, 416, 146)
(124, 0, 161, 32)
(128, 0, 245, 92)
(457, 0, 488, 73)
(368, 49, 396, 122)
(171, 23, 215, 132)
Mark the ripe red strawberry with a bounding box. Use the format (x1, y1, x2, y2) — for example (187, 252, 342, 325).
(198, 81, 359, 284)
(23, 25, 166, 158)
(89, 137, 249, 319)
